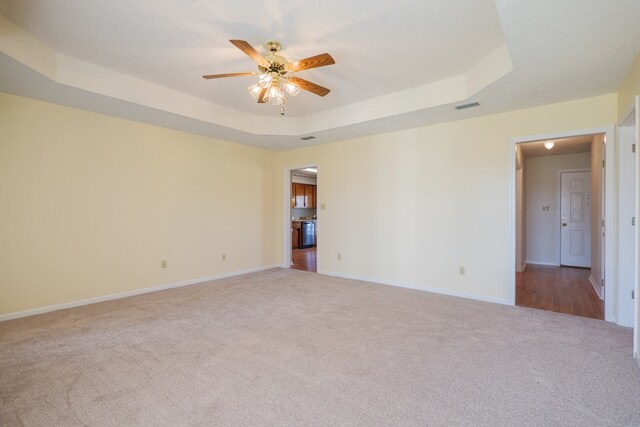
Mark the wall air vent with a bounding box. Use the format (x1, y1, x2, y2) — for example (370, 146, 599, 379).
(455, 102, 480, 110)
(300, 136, 316, 141)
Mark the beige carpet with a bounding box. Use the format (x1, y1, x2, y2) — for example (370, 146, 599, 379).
(1, 268, 639, 426)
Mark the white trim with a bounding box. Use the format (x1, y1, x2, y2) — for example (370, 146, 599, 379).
(616, 123, 636, 327)
(618, 95, 639, 357)
(0, 265, 279, 322)
(509, 126, 616, 322)
(589, 275, 604, 300)
(633, 95, 640, 360)
(319, 270, 511, 306)
(603, 126, 616, 323)
(601, 138, 607, 304)
(508, 136, 518, 305)
(525, 261, 560, 267)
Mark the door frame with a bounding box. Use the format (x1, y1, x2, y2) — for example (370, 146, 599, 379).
(618, 96, 639, 358)
(634, 96, 639, 362)
(556, 168, 592, 267)
(618, 116, 636, 328)
(282, 164, 319, 269)
(509, 126, 615, 323)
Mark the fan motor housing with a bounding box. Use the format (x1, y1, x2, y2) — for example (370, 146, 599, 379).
(260, 54, 287, 75)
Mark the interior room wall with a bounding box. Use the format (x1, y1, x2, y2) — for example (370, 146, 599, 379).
(0, 92, 276, 316)
(618, 54, 640, 120)
(590, 134, 605, 297)
(0, 91, 620, 317)
(515, 145, 526, 272)
(274, 94, 616, 304)
(525, 152, 591, 265)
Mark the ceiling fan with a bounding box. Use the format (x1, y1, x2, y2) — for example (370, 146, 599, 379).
(203, 40, 335, 115)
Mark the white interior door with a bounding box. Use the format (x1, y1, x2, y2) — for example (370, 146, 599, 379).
(560, 171, 591, 267)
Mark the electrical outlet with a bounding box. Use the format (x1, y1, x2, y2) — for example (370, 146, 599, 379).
(161, 260, 167, 269)
(320, 203, 326, 211)
(337, 253, 341, 261)
(222, 253, 226, 261)
(459, 266, 465, 275)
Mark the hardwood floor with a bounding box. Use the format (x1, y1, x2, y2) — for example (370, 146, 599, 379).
(291, 254, 603, 318)
(291, 247, 317, 273)
(516, 264, 604, 320)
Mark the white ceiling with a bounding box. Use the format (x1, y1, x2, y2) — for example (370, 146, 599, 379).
(0, 0, 639, 150)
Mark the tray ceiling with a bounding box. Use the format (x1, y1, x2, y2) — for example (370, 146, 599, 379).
(0, 0, 639, 150)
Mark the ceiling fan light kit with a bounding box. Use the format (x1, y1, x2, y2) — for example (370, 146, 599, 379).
(203, 39, 335, 116)
(247, 83, 262, 100)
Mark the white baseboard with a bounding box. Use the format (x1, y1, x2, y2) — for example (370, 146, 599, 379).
(0, 265, 279, 322)
(588, 275, 604, 300)
(516, 262, 527, 273)
(318, 270, 511, 306)
(525, 260, 559, 267)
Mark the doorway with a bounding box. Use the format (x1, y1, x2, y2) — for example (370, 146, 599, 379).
(513, 132, 607, 320)
(287, 166, 318, 273)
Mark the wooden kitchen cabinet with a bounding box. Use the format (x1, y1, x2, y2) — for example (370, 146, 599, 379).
(292, 221, 301, 249)
(292, 183, 316, 208)
(304, 184, 316, 208)
(292, 183, 305, 208)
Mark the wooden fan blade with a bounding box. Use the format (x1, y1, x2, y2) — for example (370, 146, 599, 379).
(229, 39, 270, 68)
(202, 72, 256, 79)
(288, 77, 330, 97)
(257, 87, 267, 103)
(285, 53, 335, 72)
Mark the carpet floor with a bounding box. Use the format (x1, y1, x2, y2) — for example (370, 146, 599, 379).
(1, 268, 639, 426)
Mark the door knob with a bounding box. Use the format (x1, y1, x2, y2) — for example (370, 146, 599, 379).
(562, 223, 567, 227)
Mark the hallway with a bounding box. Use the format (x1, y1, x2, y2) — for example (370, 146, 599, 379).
(291, 247, 317, 273)
(516, 264, 604, 320)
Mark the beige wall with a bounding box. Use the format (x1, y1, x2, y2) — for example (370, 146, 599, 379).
(0, 92, 276, 315)
(274, 94, 617, 303)
(618, 54, 640, 120)
(0, 90, 620, 316)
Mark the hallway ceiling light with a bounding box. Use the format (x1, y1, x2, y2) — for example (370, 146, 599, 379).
(544, 140, 555, 150)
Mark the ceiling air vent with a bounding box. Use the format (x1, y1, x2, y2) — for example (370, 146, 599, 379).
(455, 101, 480, 110)
(300, 136, 316, 141)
